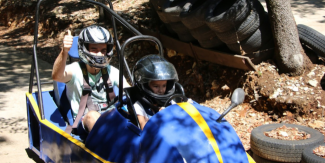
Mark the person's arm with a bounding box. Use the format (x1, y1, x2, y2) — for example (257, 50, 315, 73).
(122, 76, 131, 88)
(134, 101, 149, 130)
(52, 30, 73, 83)
(137, 115, 148, 130)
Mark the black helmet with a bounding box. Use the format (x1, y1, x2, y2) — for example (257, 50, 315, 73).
(133, 55, 179, 106)
(78, 25, 114, 68)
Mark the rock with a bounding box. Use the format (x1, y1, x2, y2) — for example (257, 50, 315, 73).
(307, 71, 315, 77)
(279, 131, 288, 137)
(291, 86, 299, 92)
(211, 80, 218, 90)
(177, 52, 186, 59)
(186, 69, 191, 75)
(192, 62, 196, 69)
(221, 84, 230, 91)
(166, 48, 176, 58)
(206, 91, 211, 98)
(308, 120, 325, 129)
(308, 80, 318, 87)
(51, 6, 68, 15)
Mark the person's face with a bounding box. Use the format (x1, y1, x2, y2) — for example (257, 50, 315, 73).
(86, 43, 109, 73)
(88, 43, 107, 56)
(148, 80, 167, 95)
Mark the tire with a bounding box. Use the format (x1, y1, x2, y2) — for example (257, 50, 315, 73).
(251, 123, 324, 163)
(244, 37, 274, 64)
(253, 153, 284, 163)
(150, 0, 168, 11)
(206, 0, 251, 33)
(301, 143, 325, 163)
(159, 0, 188, 23)
(216, 0, 266, 44)
(197, 36, 224, 49)
(177, 33, 196, 42)
(169, 21, 196, 42)
(179, 0, 211, 30)
(297, 24, 325, 57)
(169, 21, 190, 34)
(189, 25, 218, 41)
(227, 19, 273, 54)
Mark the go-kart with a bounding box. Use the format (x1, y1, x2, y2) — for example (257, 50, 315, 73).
(26, 0, 256, 162)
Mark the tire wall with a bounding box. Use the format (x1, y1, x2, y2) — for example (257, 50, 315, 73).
(150, 0, 275, 63)
(250, 124, 324, 163)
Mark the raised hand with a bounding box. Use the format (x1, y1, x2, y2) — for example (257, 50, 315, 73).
(63, 29, 73, 54)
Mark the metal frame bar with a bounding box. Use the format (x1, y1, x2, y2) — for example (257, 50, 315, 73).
(30, 0, 165, 120)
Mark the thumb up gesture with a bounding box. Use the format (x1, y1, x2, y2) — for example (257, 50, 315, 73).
(63, 30, 73, 54)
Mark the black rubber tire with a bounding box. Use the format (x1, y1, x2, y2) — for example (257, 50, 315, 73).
(179, 0, 211, 30)
(205, 0, 251, 33)
(297, 24, 325, 57)
(301, 143, 325, 163)
(251, 123, 324, 163)
(216, 0, 267, 44)
(160, 0, 189, 23)
(244, 37, 274, 64)
(169, 21, 190, 34)
(217, 9, 259, 44)
(154, 0, 188, 23)
(150, 0, 168, 11)
(189, 25, 218, 41)
(197, 36, 224, 49)
(253, 153, 284, 163)
(227, 19, 273, 54)
(177, 33, 196, 42)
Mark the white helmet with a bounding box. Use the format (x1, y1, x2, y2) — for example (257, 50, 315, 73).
(78, 25, 114, 68)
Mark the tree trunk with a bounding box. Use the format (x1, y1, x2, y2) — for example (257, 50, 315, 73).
(265, 0, 312, 76)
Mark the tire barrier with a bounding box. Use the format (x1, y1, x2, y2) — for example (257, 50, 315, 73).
(251, 123, 324, 163)
(301, 143, 325, 163)
(150, 0, 325, 65)
(298, 24, 325, 58)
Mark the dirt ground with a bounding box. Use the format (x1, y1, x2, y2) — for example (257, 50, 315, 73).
(0, 0, 324, 162)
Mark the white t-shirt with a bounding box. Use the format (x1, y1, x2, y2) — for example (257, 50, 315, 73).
(133, 100, 176, 120)
(133, 101, 153, 120)
(65, 62, 128, 118)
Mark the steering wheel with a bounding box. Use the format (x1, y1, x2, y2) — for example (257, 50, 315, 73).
(163, 94, 188, 107)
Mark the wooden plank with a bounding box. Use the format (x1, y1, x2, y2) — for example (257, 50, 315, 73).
(139, 28, 256, 71)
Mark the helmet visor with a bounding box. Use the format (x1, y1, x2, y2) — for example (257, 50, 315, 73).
(134, 57, 179, 84)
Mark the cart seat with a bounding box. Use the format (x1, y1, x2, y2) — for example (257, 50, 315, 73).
(53, 81, 74, 126)
(53, 81, 120, 126)
(68, 36, 79, 60)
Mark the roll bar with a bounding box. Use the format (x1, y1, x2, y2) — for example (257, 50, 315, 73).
(30, 0, 164, 120)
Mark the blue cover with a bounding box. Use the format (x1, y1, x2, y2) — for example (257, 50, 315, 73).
(84, 102, 248, 163)
(138, 103, 248, 163)
(85, 108, 141, 163)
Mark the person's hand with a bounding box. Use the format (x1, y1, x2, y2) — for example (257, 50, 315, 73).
(63, 30, 73, 54)
(159, 107, 165, 111)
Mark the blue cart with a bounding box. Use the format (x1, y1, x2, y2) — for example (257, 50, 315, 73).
(26, 0, 256, 162)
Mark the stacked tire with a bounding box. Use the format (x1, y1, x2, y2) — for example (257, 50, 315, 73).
(250, 123, 324, 163)
(301, 143, 325, 163)
(297, 24, 325, 58)
(152, 0, 195, 42)
(150, 0, 275, 63)
(179, 0, 223, 48)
